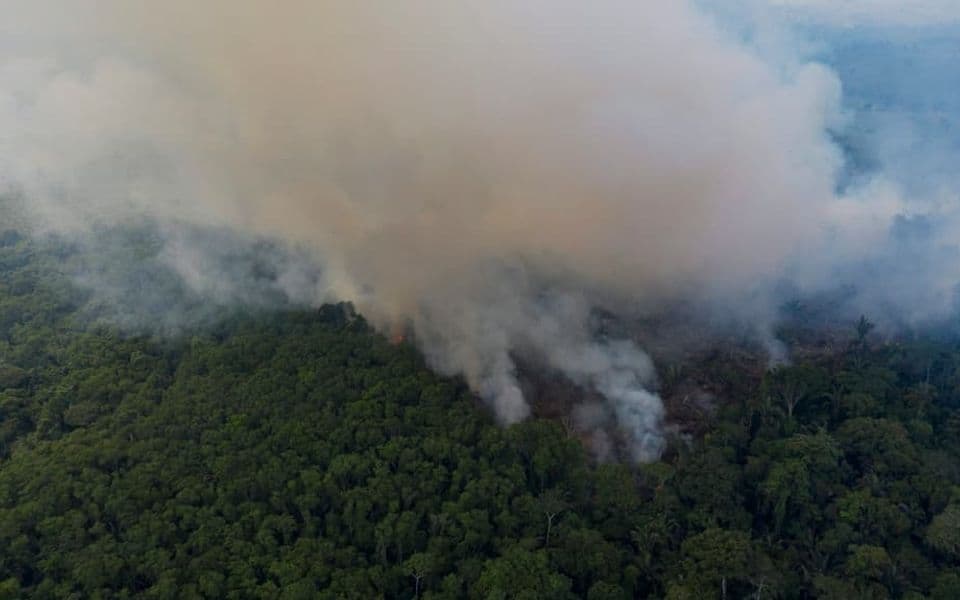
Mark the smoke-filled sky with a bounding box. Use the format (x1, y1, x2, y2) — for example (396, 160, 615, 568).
(2, 1, 958, 461)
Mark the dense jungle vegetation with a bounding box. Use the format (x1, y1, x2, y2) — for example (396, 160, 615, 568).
(0, 225, 959, 599)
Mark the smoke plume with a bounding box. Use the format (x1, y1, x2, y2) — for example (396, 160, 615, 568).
(1, 1, 958, 460)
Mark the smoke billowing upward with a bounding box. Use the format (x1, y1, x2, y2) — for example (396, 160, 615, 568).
(2, 1, 958, 461)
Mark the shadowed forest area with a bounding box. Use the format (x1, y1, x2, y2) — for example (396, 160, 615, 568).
(1, 226, 960, 599)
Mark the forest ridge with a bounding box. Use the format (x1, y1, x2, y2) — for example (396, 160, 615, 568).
(0, 224, 959, 599)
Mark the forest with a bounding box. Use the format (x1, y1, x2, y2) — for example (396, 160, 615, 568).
(1, 225, 960, 599)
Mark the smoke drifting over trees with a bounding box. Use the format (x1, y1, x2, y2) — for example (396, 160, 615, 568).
(1, 1, 958, 460)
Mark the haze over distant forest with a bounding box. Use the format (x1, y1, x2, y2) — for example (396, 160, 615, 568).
(1, 1, 960, 598)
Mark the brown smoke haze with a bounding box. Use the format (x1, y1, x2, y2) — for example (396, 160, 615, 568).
(2, 1, 918, 460)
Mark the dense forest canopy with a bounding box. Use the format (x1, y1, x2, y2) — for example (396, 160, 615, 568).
(0, 221, 959, 599)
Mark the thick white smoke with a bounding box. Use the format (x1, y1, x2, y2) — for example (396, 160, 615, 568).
(1, 1, 955, 460)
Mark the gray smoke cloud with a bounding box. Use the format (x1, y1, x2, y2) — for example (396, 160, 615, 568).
(1, 0, 957, 461)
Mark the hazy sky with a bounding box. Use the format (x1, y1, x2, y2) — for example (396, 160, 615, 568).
(756, 0, 960, 26)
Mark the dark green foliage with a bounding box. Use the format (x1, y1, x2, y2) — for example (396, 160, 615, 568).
(1, 230, 959, 598)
